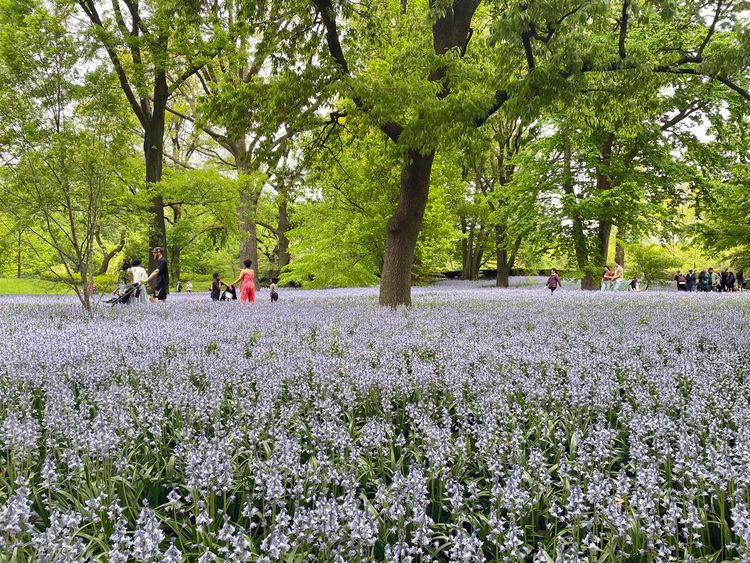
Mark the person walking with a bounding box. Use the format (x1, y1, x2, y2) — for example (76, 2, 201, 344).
(185, 281, 193, 293)
(176, 280, 182, 293)
(129, 258, 149, 304)
(270, 277, 280, 302)
(230, 260, 256, 303)
(601, 266, 614, 291)
(737, 271, 745, 292)
(143, 247, 169, 302)
(546, 269, 561, 294)
(685, 269, 697, 292)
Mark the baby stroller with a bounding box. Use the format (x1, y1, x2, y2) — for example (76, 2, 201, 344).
(220, 283, 237, 301)
(105, 283, 141, 305)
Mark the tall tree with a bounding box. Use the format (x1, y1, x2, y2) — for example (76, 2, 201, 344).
(76, 0, 225, 269)
(310, 0, 750, 305)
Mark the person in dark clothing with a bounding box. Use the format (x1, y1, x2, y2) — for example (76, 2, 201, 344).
(210, 272, 222, 301)
(720, 270, 728, 292)
(727, 271, 736, 292)
(685, 269, 697, 292)
(698, 270, 710, 292)
(738, 271, 745, 292)
(674, 271, 687, 291)
(143, 247, 169, 302)
(546, 269, 561, 294)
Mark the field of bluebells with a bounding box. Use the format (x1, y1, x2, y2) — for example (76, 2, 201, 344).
(2, 283, 750, 562)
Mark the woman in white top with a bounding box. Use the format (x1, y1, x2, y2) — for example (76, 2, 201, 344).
(128, 258, 149, 304)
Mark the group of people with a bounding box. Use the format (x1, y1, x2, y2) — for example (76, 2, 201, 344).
(114, 247, 169, 303)
(601, 262, 625, 291)
(175, 280, 193, 293)
(208, 261, 280, 303)
(674, 268, 745, 292)
(114, 253, 280, 304)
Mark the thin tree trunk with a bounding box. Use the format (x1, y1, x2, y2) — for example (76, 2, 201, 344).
(277, 187, 291, 272)
(16, 231, 22, 278)
(595, 133, 615, 268)
(379, 150, 435, 307)
(471, 230, 485, 279)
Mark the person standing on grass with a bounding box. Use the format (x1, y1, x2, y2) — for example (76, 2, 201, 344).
(601, 266, 614, 291)
(270, 277, 279, 302)
(186, 281, 193, 293)
(230, 260, 255, 303)
(546, 269, 561, 294)
(738, 271, 745, 292)
(612, 261, 624, 291)
(685, 269, 697, 292)
(142, 247, 169, 302)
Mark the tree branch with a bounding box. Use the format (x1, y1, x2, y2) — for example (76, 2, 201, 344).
(78, 0, 149, 128)
(618, 0, 629, 60)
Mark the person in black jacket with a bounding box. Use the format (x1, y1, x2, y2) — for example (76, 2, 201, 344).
(685, 269, 697, 292)
(727, 271, 736, 292)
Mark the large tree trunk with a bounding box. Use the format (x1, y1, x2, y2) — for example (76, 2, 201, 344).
(495, 226, 521, 288)
(379, 150, 434, 307)
(495, 225, 510, 288)
(145, 73, 168, 272)
(238, 173, 260, 288)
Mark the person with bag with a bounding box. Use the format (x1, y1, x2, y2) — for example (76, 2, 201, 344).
(546, 269, 561, 294)
(674, 271, 687, 291)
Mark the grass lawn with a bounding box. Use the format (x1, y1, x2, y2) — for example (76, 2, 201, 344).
(0, 277, 72, 295)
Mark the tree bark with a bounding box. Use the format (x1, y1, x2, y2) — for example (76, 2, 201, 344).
(495, 226, 521, 287)
(471, 231, 484, 279)
(96, 230, 126, 275)
(615, 231, 625, 268)
(237, 172, 260, 288)
(495, 225, 510, 288)
(379, 150, 435, 307)
(595, 133, 615, 268)
(277, 187, 291, 272)
(145, 72, 168, 272)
